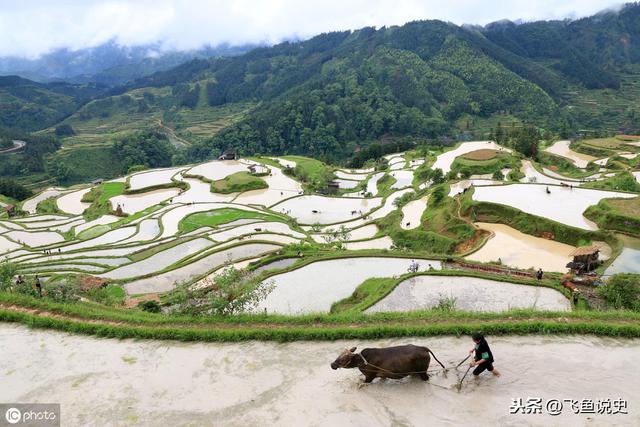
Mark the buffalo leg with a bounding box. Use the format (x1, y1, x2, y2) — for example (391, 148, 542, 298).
(363, 373, 376, 383)
(419, 373, 429, 381)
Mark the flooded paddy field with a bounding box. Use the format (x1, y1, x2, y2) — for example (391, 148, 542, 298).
(467, 223, 575, 272)
(56, 188, 91, 214)
(544, 140, 596, 168)
(605, 235, 640, 276)
(128, 167, 185, 190)
(110, 188, 181, 215)
(3, 324, 638, 426)
(255, 257, 442, 314)
(124, 243, 280, 294)
(272, 195, 382, 225)
(432, 141, 511, 174)
(367, 275, 571, 312)
(472, 184, 634, 230)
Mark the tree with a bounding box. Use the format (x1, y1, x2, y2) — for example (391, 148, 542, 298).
(599, 274, 640, 310)
(55, 124, 75, 137)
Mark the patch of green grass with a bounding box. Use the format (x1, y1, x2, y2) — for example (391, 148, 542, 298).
(451, 152, 519, 177)
(283, 155, 334, 190)
(584, 197, 640, 237)
(331, 277, 397, 313)
(581, 172, 640, 193)
(129, 237, 193, 262)
(211, 172, 267, 194)
(178, 208, 285, 234)
(35, 197, 63, 215)
(76, 224, 111, 240)
(538, 152, 599, 179)
(82, 182, 125, 221)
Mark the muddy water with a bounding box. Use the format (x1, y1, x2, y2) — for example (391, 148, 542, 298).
(187, 160, 249, 181)
(343, 236, 393, 250)
(467, 223, 575, 272)
(111, 188, 180, 215)
(519, 160, 579, 186)
(100, 238, 214, 280)
(401, 196, 428, 230)
(3, 324, 638, 426)
(544, 140, 596, 168)
(448, 179, 499, 197)
(367, 275, 570, 312)
(256, 257, 441, 314)
(56, 187, 91, 215)
(605, 235, 640, 276)
(128, 167, 185, 190)
(124, 243, 280, 294)
(390, 170, 414, 189)
(472, 184, 634, 230)
(272, 195, 382, 225)
(432, 141, 512, 174)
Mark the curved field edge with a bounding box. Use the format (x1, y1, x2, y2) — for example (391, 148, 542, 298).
(1, 292, 639, 342)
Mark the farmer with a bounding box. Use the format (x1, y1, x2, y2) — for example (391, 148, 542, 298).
(34, 275, 42, 297)
(469, 333, 500, 377)
(536, 268, 543, 281)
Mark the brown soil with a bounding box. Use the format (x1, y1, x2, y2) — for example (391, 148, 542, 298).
(125, 293, 160, 309)
(540, 231, 556, 240)
(461, 149, 498, 161)
(454, 229, 489, 254)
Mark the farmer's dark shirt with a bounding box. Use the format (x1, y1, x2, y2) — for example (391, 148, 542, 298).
(474, 340, 494, 364)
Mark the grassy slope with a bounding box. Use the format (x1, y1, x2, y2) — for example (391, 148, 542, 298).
(211, 172, 267, 194)
(178, 208, 284, 234)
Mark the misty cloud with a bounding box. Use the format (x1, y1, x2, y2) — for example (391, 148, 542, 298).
(0, 0, 623, 58)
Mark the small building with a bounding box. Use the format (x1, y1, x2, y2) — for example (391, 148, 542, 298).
(92, 178, 104, 186)
(5, 204, 16, 217)
(247, 164, 269, 175)
(566, 245, 601, 274)
(219, 149, 238, 160)
(326, 181, 340, 194)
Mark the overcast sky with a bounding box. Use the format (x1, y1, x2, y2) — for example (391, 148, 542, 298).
(0, 0, 624, 58)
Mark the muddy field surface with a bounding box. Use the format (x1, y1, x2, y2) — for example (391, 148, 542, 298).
(1, 324, 639, 426)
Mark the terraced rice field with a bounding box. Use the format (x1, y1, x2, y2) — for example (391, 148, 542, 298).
(466, 223, 576, 272)
(255, 257, 442, 314)
(367, 275, 571, 312)
(2, 144, 637, 312)
(432, 141, 511, 174)
(472, 183, 634, 230)
(544, 140, 596, 168)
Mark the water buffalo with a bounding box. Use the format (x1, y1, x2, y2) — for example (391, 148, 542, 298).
(331, 345, 445, 383)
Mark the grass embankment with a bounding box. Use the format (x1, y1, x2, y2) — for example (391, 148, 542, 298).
(451, 151, 519, 177)
(468, 200, 612, 247)
(282, 155, 334, 190)
(581, 172, 640, 192)
(211, 172, 267, 194)
(538, 152, 599, 179)
(2, 291, 640, 341)
(82, 182, 126, 221)
(35, 197, 63, 215)
(330, 269, 567, 314)
(585, 197, 640, 237)
(178, 208, 285, 234)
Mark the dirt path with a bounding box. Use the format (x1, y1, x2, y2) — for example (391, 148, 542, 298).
(156, 119, 191, 147)
(0, 140, 25, 154)
(2, 323, 638, 426)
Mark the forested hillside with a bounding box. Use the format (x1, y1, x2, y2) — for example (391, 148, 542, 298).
(0, 3, 639, 184)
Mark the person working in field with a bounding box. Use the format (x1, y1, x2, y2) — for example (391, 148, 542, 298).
(469, 333, 500, 377)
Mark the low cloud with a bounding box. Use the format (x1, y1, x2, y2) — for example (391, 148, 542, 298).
(0, 0, 622, 58)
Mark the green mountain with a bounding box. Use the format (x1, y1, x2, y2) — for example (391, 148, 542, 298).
(1, 4, 639, 184)
(0, 76, 106, 131)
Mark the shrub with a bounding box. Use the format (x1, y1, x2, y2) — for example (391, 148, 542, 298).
(599, 274, 640, 310)
(139, 300, 162, 313)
